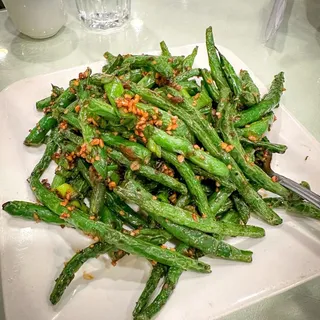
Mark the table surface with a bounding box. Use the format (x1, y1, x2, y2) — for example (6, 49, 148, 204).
(0, 0, 319, 319)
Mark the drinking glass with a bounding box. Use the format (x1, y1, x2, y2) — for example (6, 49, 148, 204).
(3, 0, 67, 39)
(75, 0, 131, 30)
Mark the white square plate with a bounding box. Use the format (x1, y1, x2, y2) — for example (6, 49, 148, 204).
(1, 44, 320, 320)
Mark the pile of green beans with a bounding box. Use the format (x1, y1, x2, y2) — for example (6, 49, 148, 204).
(3, 26, 320, 320)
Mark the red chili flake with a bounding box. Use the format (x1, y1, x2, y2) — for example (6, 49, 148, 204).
(60, 212, 70, 219)
(192, 213, 198, 221)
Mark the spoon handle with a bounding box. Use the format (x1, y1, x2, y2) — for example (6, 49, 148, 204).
(277, 174, 320, 209)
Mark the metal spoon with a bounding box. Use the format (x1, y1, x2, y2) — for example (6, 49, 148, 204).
(262, 152, 320, 209)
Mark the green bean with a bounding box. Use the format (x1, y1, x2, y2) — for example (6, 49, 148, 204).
(155, 189, 170, 203)
(61, 112, 81, 130)
(101, 132, 151, 163)
(76, 159, 93, 187)
(24, 115, 58, 146)
(208, 187, 234, 216)
(89, 73, 115, 86)
(236, 113, 273, 140)
(54, 165, 77, 179)
(263, 197, 286, 208)
(187, 162, 235, 190)
(87, 86, 105, 99)
(100, 206, 122, 230)
(56, 183, 77, 199)
(60, 129, 83, 146)
(29, 175, 211, 273)
(63, 100, 79, 114)
(69, 175, 90, 197)
(50, 241, 113, 305)
(135, 177, 159, 193)
(264, 198, 320, 220)
(51, 85, 64, 97)
(123, 55, 174, 79)
(104, 54, 124, 74)
(133, 263, 167, 317)
(175, 194, 191, 208)
(55, 144, 77, 168)
(144, 126, 229, 179)
(78, 104, 109, 179)
(122, 69, 144, 83)
(160, 41, 171, 56)
(218, 50, 242, 96)
(36, 96, 52, 111)
(172, 87, 191, 101)
(235, 72, 285, 127)
(31, 129, 59, 178)
(220, 210, 241, 224)
(205, 26, 229, 89)
(232, 195, 251, 224)
(200, 68, 220, 103)
(240, 137, 287, 154)
(115, 180, 265, 237)
(128, 84, 272, 225)
(219, 92, 289, 198)
(51, 174, 66, 189)
(106, 163, 118, 173)
(90, 182, 106, 218)
(2, 201, 69, 226)
(137, 102, 194, 142)
(134, 244, 187, 320)
(201, 184, 214, 196)
(59, 141, 78, 157)
(133, 183, 252, 261)
(111, 65, 129, 78)
(72, 200, 90, 213)
(239, 69, 260, 106)
(103, 51, 117, 67)
(138, 72, 156, 89)
(215, 87, 230, 132)
(160, 150, 212, 217)
(108, 169, 120, 185)
(285, 181, 312, 203)
(36, 85, 63, 112)
(243, 145, 255, 163)
(216, 198, 233, 215)
(58, 140, 77, 154)
(165, 86, 284, 224)
(287, 202, 320, 220)
(182, 46, 198, 71)
(193, 87, 212, 109)
(178, 80, 201, 96)
(175, 68, 200, 82)
(135, 229, 172, 245)
(87, 98, 119, 122)
(105, 190, 148, 228)
(171, 56, 185, 70)
(53, 89, 77, 109)
(199, 105, 212, 117)
(154, 214, 252, 262)
(104, 77, 124, 108)
(300, 181, 311, 190)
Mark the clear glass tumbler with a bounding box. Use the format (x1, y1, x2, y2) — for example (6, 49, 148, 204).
(76, 0, 131, 30)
